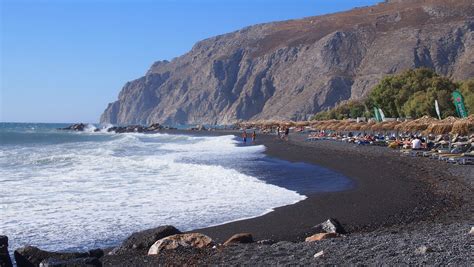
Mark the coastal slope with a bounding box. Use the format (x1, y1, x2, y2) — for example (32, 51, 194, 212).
(101, 0, 474, 125)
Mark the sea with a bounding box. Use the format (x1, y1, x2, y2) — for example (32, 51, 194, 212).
(0, 122, 353, 253)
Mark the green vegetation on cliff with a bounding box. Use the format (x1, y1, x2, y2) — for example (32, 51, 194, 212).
(312, 69, 474, 120)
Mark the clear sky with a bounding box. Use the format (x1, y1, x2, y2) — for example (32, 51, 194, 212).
(1, 0, 382, 123)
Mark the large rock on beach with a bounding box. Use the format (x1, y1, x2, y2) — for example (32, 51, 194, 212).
(14, 246, 90, 267)
(223, 233, 254, 246)
(0, 236, 13, 267)
(313, 218, 346, 234)
(147, 233, 215, 255)
(305, 233, 340, 242)
(110, 225, 181, 255)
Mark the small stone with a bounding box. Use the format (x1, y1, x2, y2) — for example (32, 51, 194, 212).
(256, 239, 276, 245)
(39, 257, 101, 267)
(469, 227, 474, 235)
(305, 233, 339, 242)
(314, 250, 324, 258)
(415, 245, 433, 255)
(313, 218, 346, 234)
(223, 233, 253, 246)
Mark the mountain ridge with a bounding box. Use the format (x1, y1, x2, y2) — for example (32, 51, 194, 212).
(101, 0, 474, 125)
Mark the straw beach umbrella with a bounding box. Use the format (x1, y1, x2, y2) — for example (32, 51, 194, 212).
(360, 121, 376, 132)
(398, 116, 437, 132)
(423, 116, 458, 135)
(451, 115, 474, 136)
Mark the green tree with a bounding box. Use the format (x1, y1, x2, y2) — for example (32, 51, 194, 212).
(459, 79, 474, 115)
(311, 68, 467, 120)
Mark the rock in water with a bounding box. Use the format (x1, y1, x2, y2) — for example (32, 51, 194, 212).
(305, 233, 339, 242)
(313, 218, 346, 234)
(100, 0, 474, 125)
(14, 246, 89, 267)
(147, 233, 215, 255)
(0, 236, 13, 267)
(223, 233, 254, 246)
(110, 225, 181, 255)
(59, 123, 86, 131)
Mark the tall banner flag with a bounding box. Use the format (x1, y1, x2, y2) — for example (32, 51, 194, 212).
(452, 91, 468, 118)
(435, 100, 441, 120)
(378, 108, 386, 121)
(373, 107, 382, 122)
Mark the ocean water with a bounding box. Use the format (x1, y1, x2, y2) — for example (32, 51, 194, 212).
(0, 123, 353, 252)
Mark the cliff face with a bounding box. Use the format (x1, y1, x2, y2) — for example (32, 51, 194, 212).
(101, 0, 474, 125)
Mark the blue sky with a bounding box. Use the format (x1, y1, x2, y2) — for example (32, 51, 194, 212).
(1, 0, 382, 123)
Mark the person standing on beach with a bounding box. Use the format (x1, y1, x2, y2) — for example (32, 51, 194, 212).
(284, 127, 289, 141)
(277, 126, 281, 139)
(242, 130, 247, 143)
(251, 130, 256, 143)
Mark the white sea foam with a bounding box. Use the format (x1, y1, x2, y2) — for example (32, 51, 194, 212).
(0, 132, 305, 252)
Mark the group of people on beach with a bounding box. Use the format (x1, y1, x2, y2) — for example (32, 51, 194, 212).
(276, 127, 290, 141)
(241, 129, 256, 143)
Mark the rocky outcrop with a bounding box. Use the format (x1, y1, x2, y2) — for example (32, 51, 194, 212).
(147, 233, 215, 255)
(101, 0, 474, 125)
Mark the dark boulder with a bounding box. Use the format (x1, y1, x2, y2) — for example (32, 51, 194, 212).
(107, 125, 147, 133)
(125, 125, 146, 133)
(86, 249, 103, 259)
(39, 257, 101, 267)
(146, 123, 162, 132)
(0, 235, 13, 267)
(312, 218, 346, 234)
(110, 225, 181, 255)
(223, 233, 254, 246)
(14, 246, 89, 267)
(59, 123, 86, 131)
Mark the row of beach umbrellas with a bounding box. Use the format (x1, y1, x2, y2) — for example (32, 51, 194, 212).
(238, 115, 474, 136)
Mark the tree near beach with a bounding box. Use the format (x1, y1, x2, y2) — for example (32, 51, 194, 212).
(312, 68, 473, 120)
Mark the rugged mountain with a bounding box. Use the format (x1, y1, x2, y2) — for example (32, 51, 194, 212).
(101, 0, 474, 125)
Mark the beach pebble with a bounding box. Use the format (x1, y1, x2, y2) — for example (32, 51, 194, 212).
(414, 245, 433, 255)
(313, 218, 346, 234)
(39, 257, 102, 267)
(469, 227, 474, 235)
(305, 233, 339, 242)
(313, 250, 324, 258)
(148, 233, 215, 255)
(223, 233, 254, 246)
(256, 239, 276, 245)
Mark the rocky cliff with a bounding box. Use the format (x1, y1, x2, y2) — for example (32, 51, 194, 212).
(101, 0, 474, 125)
